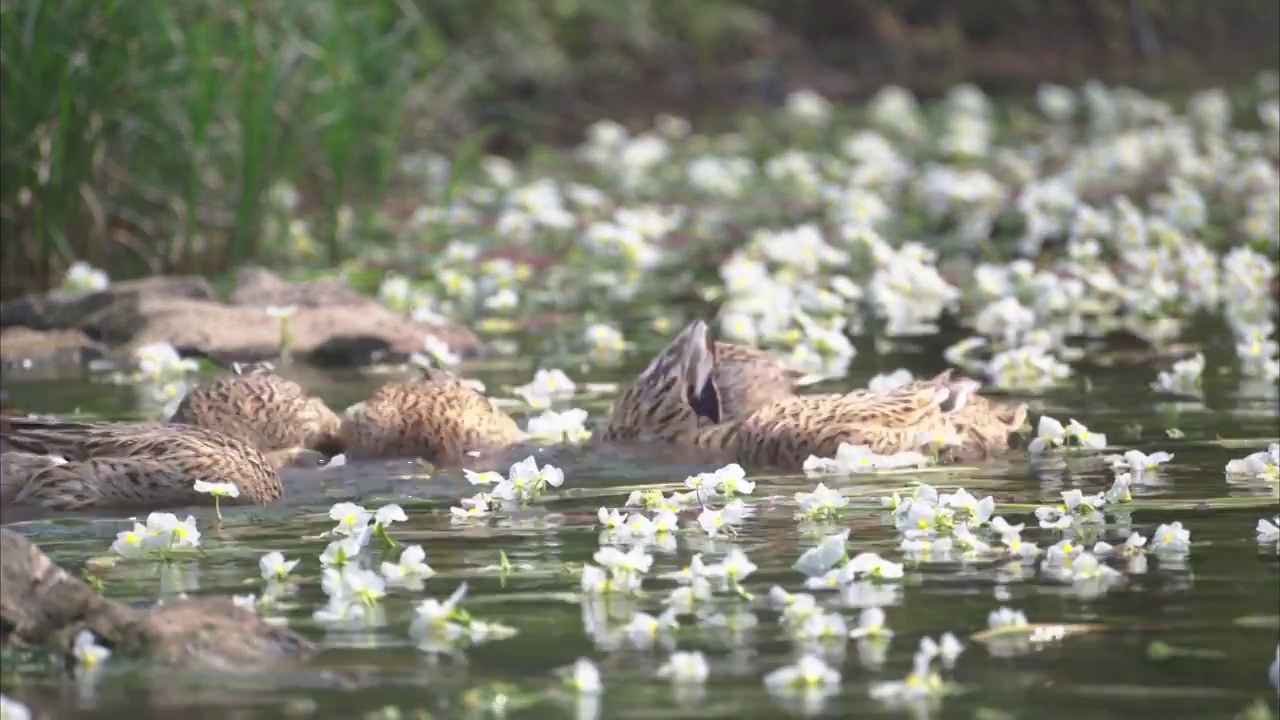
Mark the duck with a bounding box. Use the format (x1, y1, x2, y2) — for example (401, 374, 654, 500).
(1, 528, 316, 668)
(168, 361, 343, 466)
(710, 341, 824, 421)
(0, 417, 282, 511)
(600, 319, 1027, 469)
(339, 365, 525, 465)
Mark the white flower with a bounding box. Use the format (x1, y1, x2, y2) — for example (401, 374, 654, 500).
(764, 654, 841, 690)
(657, 651, 710, 684)
(62, 261, 110, 291)
(416, 334, 461, 366)
(374, 504, 408, 528)
(567, 657, 603, 694)
(319, 536, 365, 568)
(73, 629, 111, 669)
(259, 551, 299, 582)
(795, 483, 849, 520)
(450, 492, 492, 520)
(0, 693, 32, 720)
(527, 408, 591, 444)
(492, 456, 565, 504)
(1257, 516, 1280, 547)
(1150, 521, 1192, 555)
(1226, 444, 1279, 480)
(329, 502, 372, 536)
(793, 530, 849, 577)
(1028, 416, 1068, 453)
(785, 89, 832, 124)
(1065, 419, 1107, 450)
(848, 607, 893, 639)
(515, 368, 577, 402)
(381, 545, 436, 589)
(847, 552, 905, 580)
(192, 480, 240, 498)
(1107, 449, 1174, 476)
(597, 507, 625, 530)
(144, 512, 201, 551)
(110, 521, 153, 559)
(463, 469, 504, 486)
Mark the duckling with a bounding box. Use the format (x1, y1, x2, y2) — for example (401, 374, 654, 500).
(601, 320, 1027, 469)
(340, 366, 525, 465)
(169, 361, 343, 466)
(0, 417, 282, 511)
(1, 528, 316, 668)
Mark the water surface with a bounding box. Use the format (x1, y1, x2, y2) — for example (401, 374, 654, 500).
(1, 347, 1277, 720)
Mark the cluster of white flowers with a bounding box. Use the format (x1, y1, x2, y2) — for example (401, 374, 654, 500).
(453, 456, 566, 519)
(111, 512, 202, 559)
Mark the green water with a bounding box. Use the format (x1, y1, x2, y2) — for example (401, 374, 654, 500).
(1, 345, 1278, 720)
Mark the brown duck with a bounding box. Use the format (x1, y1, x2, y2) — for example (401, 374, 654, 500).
(0, 418, 282, 511)
(169, 361, 343, 466)
(1, 528, 315, 669)
(340, 366, 525, 465)
(601, 320, 1027, 469)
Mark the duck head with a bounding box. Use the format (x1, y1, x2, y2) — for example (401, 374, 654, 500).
(601, 319, 723, 442)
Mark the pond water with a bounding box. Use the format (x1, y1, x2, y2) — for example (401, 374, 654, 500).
(1, 336, 1277, 720)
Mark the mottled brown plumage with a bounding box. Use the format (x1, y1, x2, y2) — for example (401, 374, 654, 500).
(340, 366, 525, 464)
(711, 341, 820, 421)
(602, 320, 1027, 469)
(169, 361, 343, 463)
(2, 528, 315, 669)
(0, 417, 282, 510)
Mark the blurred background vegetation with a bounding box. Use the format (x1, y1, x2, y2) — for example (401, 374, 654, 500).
(2, 0, 1277, 297)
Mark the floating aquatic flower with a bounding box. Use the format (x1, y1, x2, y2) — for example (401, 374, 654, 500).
(62, 261, 110, 292)
(193, 479, 239, 520)
(0, 694, 32, 720)
(793, 529, 849, 577)
(514, 368, 577, 404)
(381, 545, 436, 590)
(493, 456, 565, 504)
(259, 551, 299, 583)
(1257, 517, 1280, 550)
(1150, 521, 1192, 556)
(848, 607, 893, 639)
(319, 536, 365, 569)
(1225, 444, 1279, 481)
(450, 493, 492, 521)
(623, 609, 679, 650)
(1027, 416, 1068, 453)
(565, 657, 602, 694)
(764, 654, 841, 691)
(329, 502, 373, 537)
(1152, 354, 1205, 396)
(73, 630, 111, 671)
(795, 483, 849, 521)
(527, 408, 592, 444)
(988, 607, 1030, 630)
(1107, 449, 1174, 477)
(657, 651, 710, 684)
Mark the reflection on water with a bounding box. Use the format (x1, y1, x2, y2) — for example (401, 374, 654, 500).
(1, 351, 1277, 720)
